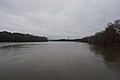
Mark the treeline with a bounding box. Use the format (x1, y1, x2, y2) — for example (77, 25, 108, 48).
(49, 39, 80, 42)
(0, 31, 48, 42)
(80, 19, 120, 46)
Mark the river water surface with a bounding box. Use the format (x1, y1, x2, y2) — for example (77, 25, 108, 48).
(0, 42, 120, 80)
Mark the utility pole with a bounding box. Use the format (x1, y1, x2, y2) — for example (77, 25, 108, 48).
(68, 36, 69, 40)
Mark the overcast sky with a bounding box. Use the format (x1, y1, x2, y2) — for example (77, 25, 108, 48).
(0, 0, 120, 39)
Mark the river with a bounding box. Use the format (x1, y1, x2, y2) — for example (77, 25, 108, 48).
(0, 42, 120, 80)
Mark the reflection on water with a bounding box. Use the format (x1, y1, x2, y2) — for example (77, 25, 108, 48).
(0, 42, 120, 80)
(89, 44, 120, 77)
(0, 43, 47, 49)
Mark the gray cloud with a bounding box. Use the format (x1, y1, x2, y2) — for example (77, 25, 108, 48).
(0, 0, 120, 39)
